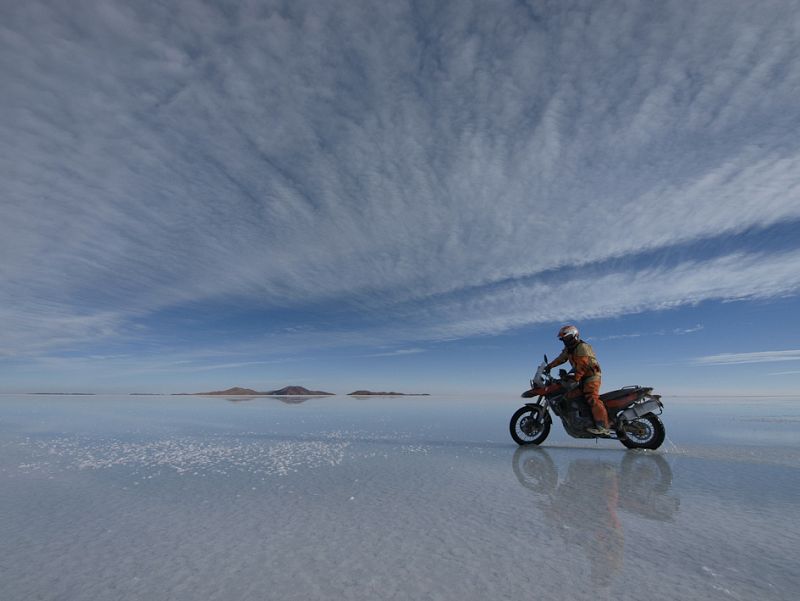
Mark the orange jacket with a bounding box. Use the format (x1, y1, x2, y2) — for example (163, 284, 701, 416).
(547, 340, 601, 383)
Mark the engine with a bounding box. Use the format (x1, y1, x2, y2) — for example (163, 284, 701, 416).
(565, 398, 594, 429)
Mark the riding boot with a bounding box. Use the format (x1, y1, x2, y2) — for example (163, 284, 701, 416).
(588, 423, 611, 436)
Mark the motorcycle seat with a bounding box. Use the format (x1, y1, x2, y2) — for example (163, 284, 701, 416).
(600, 386, 653, 401)
(600, 387, 654, 411)
(600, 388, 635, 401)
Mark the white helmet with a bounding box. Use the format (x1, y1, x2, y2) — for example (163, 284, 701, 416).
(557, 324, 580, 347)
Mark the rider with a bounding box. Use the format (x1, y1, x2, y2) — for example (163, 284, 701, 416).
(544, 325, 610, 436)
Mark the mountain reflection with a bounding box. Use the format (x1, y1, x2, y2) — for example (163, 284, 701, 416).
(222, 395, 319, 404)
(512, 447, 680, 589)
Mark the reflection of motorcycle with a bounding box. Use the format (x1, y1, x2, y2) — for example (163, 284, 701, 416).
(512, 447, 680, 587)
(510, 356, 666, 449)
(618, 453, 680, 522)
(511, 447, 679, 522)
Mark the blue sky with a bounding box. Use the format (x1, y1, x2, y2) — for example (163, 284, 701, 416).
(2, 0, 800, 395)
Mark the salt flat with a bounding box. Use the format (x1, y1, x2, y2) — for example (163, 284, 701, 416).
(1, 394, 798, 601)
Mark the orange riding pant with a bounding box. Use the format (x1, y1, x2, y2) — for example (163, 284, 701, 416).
(583, 379, 609, 429)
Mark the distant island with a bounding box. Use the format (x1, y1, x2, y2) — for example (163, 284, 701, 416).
(348, 390, 430, 396)
(176, 385, 335, 396)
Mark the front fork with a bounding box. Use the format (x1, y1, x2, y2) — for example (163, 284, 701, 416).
(525, 399, 550, 425)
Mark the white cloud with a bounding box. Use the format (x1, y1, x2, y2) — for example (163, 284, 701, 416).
(591, 332, 645, 341)
(364, 348, 426, 358)
(590, 324, 704, 341)
(674, 325, 704, 335)
(183, 248, 800, 352)
(409, 250, 800, 341)
(2, 0, 800, 355)
(695, 350, 800, 366)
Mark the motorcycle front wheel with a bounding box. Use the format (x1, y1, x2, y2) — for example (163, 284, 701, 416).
(617, 413, 665, 450)
(509, 405, 551, 446)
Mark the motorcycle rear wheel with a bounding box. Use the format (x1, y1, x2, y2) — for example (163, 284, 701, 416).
(510, 406, 551, 446)
(617, 413, 665, 450)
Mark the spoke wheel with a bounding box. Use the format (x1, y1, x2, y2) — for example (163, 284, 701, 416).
(617, 413, 665, 450)
(512, 446, 558, 492)
(510, 406, 551, 446)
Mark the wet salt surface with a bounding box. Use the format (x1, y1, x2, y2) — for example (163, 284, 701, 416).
(1, 394, 799, 601)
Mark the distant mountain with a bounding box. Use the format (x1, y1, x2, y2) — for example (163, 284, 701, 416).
(194, 387, 263, 396)
(348, 390, 430, 396)
(268, 386, 334, 396)
(184, 385, 334, 396)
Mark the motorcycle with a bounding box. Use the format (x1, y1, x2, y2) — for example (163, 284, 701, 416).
(509, 355, 666, 450)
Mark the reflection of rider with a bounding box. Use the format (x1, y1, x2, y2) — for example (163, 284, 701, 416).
(545, 324, 609, 435)
(554, 461, 624, 588)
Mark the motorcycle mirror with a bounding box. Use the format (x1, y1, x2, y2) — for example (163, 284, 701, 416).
(544, 354, 548, 363)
